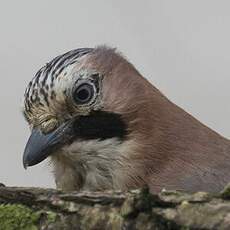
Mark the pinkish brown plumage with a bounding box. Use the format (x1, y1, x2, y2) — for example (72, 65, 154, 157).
(23, 46, 230, 193)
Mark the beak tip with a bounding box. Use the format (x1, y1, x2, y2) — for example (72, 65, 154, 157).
(23, 157, 29, 169)
(23, 162, 28, 170)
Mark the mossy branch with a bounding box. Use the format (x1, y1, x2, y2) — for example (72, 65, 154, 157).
(0, 185, 230, 229)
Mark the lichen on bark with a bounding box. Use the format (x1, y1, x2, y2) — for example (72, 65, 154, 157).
(0, 186, 230, 229)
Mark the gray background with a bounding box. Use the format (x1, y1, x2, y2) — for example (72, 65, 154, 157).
(1, 0, 230, 188)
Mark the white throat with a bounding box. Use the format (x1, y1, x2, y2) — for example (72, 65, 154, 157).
(51, 138, 135, 191)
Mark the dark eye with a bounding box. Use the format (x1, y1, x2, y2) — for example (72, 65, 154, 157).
(73, 83, 94, 104)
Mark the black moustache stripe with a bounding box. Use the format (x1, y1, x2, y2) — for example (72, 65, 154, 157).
(73, 111, 128, 141)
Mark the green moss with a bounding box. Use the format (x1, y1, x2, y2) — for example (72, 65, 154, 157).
(46, 211, 57, 223)
(0, 204, 40, 230)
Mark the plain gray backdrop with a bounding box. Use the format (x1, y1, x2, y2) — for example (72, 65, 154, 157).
(1, 0, 230, 188)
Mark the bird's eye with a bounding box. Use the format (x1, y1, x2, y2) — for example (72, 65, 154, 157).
(73, 83, 95, 104)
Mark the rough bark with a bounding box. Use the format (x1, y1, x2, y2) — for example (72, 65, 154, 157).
(0, 184, 230, 229)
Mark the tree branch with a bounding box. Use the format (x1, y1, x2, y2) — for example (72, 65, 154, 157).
(0, 185, 230, 229)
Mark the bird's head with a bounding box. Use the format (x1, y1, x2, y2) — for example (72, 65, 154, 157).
(23, 46, 157, 175)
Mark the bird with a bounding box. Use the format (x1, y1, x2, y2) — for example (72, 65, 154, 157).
(23, 46, 230, 193)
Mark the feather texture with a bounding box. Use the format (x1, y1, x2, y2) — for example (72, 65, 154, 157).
(23, 46, 230, 193)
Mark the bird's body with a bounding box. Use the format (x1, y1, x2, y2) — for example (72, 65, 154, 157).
(23, 46, 230, 193)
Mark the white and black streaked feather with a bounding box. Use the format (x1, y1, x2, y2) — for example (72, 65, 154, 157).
(24, 48, 93, 113)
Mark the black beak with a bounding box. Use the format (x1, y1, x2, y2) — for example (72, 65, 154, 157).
(23, 121, 74, 169)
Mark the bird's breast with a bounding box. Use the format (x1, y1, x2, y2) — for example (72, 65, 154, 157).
(51, 138, 138, 191)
